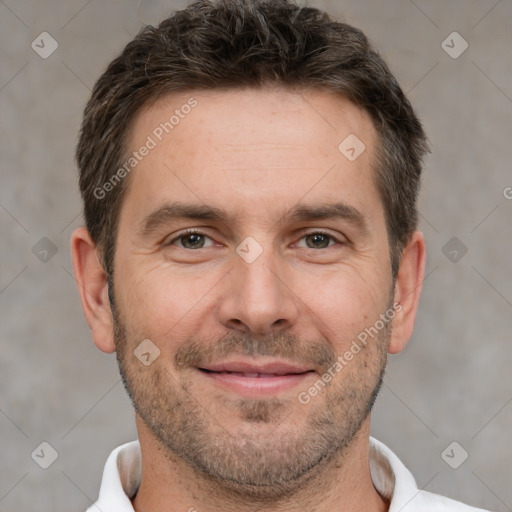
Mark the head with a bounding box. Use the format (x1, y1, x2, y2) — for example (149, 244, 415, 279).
(77, 0, 428, 282)
(72, 0, 427, 501)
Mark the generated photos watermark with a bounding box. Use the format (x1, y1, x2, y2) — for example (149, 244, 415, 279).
(93, 97, 198, 200)
(297, 301, 402, 405)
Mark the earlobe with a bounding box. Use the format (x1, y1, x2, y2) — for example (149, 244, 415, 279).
(70, 227, 116, 354)
(388, 231, 426, 354)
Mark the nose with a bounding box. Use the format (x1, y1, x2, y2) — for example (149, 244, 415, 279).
(217, 249, 300, 336)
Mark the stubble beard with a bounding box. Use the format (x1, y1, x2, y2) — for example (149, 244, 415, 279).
(112, 299, 390, 501)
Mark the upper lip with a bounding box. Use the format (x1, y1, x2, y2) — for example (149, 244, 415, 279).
(199, 359, 314, 375)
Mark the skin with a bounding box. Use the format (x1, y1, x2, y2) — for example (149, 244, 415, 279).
(71, 87, 426, 512)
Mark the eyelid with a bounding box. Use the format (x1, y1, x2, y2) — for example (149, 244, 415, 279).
(162, 228, 347, 249)
(294, 229, 347, 246)
(163, 228, 215, 247)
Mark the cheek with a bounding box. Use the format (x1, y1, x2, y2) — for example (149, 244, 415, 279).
(114, 260, 221, 344)
(294, 265, 390, 349)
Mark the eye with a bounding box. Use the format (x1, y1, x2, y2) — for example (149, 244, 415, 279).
(297, 232, 340, 249)
(168, 230, 215, 249)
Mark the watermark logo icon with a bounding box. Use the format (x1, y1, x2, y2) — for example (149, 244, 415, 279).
(441, 441, 468, 469)
(236, 236, 263, 264)
(442, 236, 468, 263)
(134, 339, 161, 366)
(442, 32, 468, 59)
(31, 441, 59, 469)
(32, 237, 58, 263)
(338, 134, 366, 162)
(31, 32, 58, 59)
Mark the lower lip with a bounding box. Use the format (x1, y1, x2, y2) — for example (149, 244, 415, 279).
(199, 370, 314, 397)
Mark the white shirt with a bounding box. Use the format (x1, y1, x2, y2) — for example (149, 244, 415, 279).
(87, 438, 490, 511)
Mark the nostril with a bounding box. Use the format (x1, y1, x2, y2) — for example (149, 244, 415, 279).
(227, 319, 245, 329)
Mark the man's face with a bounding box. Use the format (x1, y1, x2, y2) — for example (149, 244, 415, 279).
(111, 88, 394, 496)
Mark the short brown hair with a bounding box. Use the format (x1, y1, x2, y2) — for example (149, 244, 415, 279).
(76, 0, 428, 279)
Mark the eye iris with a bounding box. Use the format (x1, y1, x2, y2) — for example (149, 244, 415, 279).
(306, 233, 330, 249)
(182, 233, 204, 248)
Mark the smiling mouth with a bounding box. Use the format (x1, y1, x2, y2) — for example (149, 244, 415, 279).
(199, 369, 314, 378)
(197, 365, 316, 396)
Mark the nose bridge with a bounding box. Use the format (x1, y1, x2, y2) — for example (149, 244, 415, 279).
(218, 243, 299, 334)
(243, 251, 283, 302)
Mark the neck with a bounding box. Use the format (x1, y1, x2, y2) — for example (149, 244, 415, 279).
(132, 416, 388, 512)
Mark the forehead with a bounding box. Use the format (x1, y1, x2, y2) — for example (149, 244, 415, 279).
(129, 87, 375, 158)
(122, 87, 381, 227)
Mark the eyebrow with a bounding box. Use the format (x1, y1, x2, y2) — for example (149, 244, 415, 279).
(139, 203, 227, 236)
(138, 201, 369, 236)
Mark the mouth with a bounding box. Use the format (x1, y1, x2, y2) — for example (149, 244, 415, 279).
(197, 359, 316, 396)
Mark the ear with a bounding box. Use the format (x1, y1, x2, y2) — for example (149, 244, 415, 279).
(70, 227, 116, 353)
(388, 230, 426, 354)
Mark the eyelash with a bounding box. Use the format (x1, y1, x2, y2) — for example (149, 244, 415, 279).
(165, 229, 343, 249)
(166, 229, 215, 248)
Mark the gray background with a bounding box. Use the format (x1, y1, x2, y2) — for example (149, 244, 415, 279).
(1, 1, 511, 511)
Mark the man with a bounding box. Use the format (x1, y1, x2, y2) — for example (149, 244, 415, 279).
(71, 1, 489, 510)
